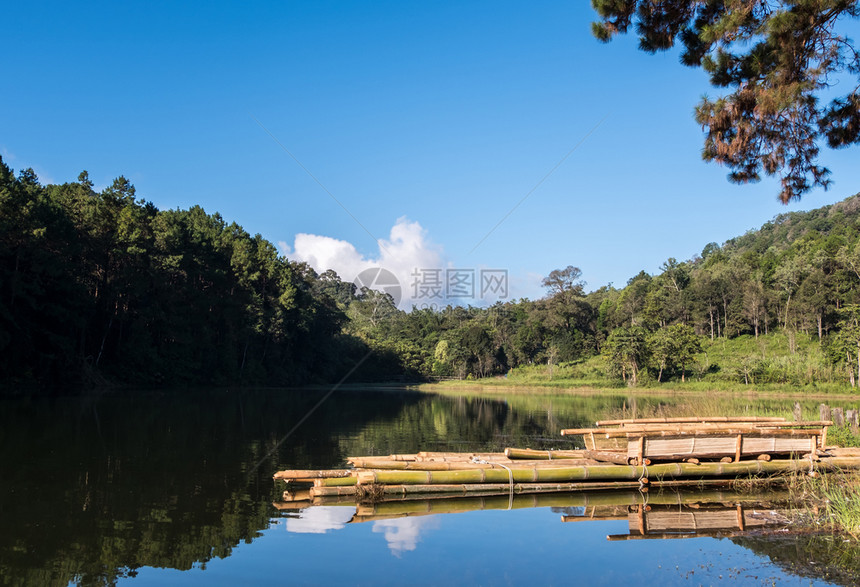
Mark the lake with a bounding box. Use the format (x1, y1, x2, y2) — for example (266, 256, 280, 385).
(1, 386, 859, 586)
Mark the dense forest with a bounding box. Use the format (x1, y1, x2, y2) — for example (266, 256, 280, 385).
(4, 156, 860, 390)
(0, 157, 401, 388)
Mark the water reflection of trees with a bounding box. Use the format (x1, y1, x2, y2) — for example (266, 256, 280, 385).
(333, 393, 635, 456)
(0, 390, 423, 586)
(733, 534, 860, 587)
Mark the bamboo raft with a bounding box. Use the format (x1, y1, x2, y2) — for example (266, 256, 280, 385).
(274, 418, 860, 503)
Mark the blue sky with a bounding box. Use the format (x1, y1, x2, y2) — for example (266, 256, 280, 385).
(4, 1, 860, 306)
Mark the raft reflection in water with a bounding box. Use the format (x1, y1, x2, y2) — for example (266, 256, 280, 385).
(273, 488, 791, 549)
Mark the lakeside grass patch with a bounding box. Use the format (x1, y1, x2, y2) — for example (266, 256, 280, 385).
(789, 470, 860, 540)
(824, 480, 860, 540)
(829, 426, 860, 448)
(443, 331, 860, 395)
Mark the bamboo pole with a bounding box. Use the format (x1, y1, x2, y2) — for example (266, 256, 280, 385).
(352, 453, 514, 464)
(416, 451, 504, 460)
(752, 421, 833, 427)
(828, 447, 860, 456)
(504, 448, 587, 460)
(596, 417, 787, 426)
(281, 488, 312, 502)
(354, 457, 860, 486)
(562, 514, 628, 523)
(315, 477, 358, 487)
(273, 469, 353, 480)
(307, 455, 860, 490)
(310, 495, 367, 506)
(352, 492, 597, 520)
(582, 450, 646, 466)
(272, 500, 313, 510)
(350, 457, 596, 470)
(373, 481, 645, 495)
(311, 486, 359, 497)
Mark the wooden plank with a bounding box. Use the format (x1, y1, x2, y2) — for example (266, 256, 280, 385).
(564, 422, 831, 436)
(626, 435, 816, 460)
(564, 423, 788, 436)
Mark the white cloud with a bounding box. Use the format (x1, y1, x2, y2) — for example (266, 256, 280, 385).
(372, 516, 440, 557)
(287, 217, 446, 309)
(284, 505, 356, 534)
(284, 217, 538, 308)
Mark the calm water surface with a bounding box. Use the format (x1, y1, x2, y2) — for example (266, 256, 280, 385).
(1, 387, 858, 586)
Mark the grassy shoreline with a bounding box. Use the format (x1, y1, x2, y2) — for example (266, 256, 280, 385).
(419, 380, 860, 401)
(425, 330, 860, 397)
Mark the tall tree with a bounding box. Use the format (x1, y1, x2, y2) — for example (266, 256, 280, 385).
(605, 326, 650, 385)
(592, 1, 860, 203)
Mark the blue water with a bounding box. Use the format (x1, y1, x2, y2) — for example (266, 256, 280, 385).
(126, 506, 833, 586)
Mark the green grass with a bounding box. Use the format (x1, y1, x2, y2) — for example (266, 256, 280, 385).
(829, 426, 860, 448)
(453, 331, 860, 395)
(824, 480, 860, 540)
(791, 471, 860, 541)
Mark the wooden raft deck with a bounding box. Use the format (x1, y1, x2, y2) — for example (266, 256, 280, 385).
(561, 417, 833, 465)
